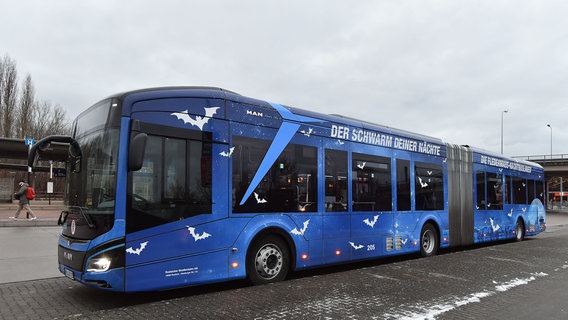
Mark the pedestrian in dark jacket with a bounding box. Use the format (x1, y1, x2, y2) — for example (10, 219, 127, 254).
(10, 180, 36, 220)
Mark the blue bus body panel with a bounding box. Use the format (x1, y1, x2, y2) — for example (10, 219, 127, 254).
(59, 87, 546, 291)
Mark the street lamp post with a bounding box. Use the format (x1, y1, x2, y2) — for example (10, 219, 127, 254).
(501, 110, 508, 154)
(547, 124, 552, 158)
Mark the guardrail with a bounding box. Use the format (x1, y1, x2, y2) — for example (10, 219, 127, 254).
(514, 154, 568, 161)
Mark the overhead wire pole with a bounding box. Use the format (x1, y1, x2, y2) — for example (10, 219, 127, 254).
(501, 110, 508, 154)
(546, 124, 552, 158)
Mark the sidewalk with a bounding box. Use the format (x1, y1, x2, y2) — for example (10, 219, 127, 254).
(0, 200, 64, 227)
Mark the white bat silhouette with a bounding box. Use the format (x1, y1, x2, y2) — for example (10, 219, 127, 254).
(363, 215, 379, 228)
(171, 107, 219, 130)
(418, 177, 428, 188)
(401, 238, 408, 245)
(522, 207, 527, 213)
(357, 162, 366, 170)
(300, 128, 313, 137)
(427, 170, 433, 175)
(337, 140, 344, 145)
(490, 218, 500, 232)
(349, 241, 364, 250)
(187, 226, 211, 241)
(126, 241, 148, 255)
(508, 209, 513, 217)
(219, 147, 235, 157)
(291, 219, 310, 236)
(254, 192, 267, 204)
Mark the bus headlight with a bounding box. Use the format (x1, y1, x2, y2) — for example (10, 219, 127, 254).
(85, 244, 125, 273)
(87, 257, 111, 272)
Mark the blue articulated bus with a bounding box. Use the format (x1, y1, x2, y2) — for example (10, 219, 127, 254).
(28, 87, 546, 292)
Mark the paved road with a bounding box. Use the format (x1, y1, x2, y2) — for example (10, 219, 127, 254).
(1, 213, 567, 319)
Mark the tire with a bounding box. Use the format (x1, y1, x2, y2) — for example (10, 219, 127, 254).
(247, 235, 290, 285)
(420, 223, 439, 257)
(515, 219, 525, 242)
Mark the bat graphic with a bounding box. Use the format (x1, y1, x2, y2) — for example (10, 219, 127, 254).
(220, 147, 235, 157)
(401, 238, 408, 245)
(363, 215, 379, 228)
(418, 177, 428, 188)
(337, 140, 344, 145)
(126, 241, 149, 255)
(300, 128, 313, 137)
(357, 162, 366, 170)
(427, 170, 433, 175)
(521, 207, 527, 213)
(254, 192, 267, 204)
(490, 218, 500, 232)
(349, 241, 364, 250)
(171, 107, 219, 130)
(291, 219, 310, 236)
(187, 226, 211, 241)
(443, 158, 447, 163)
(508, 209, 513, 217)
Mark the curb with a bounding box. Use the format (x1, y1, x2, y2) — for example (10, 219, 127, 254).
(0, 219, 59, 227)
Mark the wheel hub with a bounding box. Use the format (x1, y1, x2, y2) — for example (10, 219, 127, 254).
(255, 244, 283, 280)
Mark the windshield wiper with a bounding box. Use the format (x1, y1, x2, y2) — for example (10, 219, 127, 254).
(69, 206, 96, 229)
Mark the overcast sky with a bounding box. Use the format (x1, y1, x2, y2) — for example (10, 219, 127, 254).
(2, 0, 567, 157)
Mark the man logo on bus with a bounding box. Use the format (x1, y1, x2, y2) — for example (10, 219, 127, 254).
(172, 107, 219, 130)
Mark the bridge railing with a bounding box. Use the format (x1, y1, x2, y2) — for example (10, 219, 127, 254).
(513, 154, 568, 161)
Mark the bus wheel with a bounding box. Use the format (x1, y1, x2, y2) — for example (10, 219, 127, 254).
(515, 219, 525, 242)
(247, 235, 290, 285)
(420, 223, 438, 257)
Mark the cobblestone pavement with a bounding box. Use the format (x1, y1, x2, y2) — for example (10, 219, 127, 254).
(1, 212, 567, 319)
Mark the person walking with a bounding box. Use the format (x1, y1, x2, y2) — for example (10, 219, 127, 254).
(10, 180, 37, 220)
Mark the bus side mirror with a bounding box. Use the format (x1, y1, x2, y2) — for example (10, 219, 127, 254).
(129, 133, 147, 171)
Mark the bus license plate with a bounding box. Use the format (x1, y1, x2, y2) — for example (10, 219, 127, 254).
(64, 268, 74, 280)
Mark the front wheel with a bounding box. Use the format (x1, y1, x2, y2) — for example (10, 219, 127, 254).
(420, 223, 439, 257)
(247, 235, 290, 285)
(515, 219, 525, 242)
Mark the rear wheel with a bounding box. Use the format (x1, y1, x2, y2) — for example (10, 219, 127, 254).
(247, 235, 290, 285)
(515, 219, 525, 242)
(420, 223, 439, 257)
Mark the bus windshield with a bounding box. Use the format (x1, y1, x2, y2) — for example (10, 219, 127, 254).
(66, 128, 119, 210)
(62, 99, 120, 239)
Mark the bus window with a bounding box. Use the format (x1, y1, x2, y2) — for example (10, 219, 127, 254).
(325, 149, 348, 212)
(396, 159, 411, 211)
(486, 173, 503, 210)
(476, 171, 486, 210)
(536, 180, 544, 203)
(504, 175, 511, 204)
(232, 136, 318, 213)
(352, 153, 391, 211)
(415, 163, 444, 210)
(127, 133, 212, 233)
(513, 177, 527, 204)
(528, 179, 535, 201)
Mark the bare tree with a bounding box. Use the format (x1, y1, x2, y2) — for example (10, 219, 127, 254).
(1, 55, 19, 138)
(31, 100, 71, 138)
(31, 100, 51, 138)
(0, 54, 72, 140)
(46, 104, 70, 135)
(17, 74, 35, 138)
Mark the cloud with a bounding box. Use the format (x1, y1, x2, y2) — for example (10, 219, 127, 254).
(2, 0, 567, 156)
